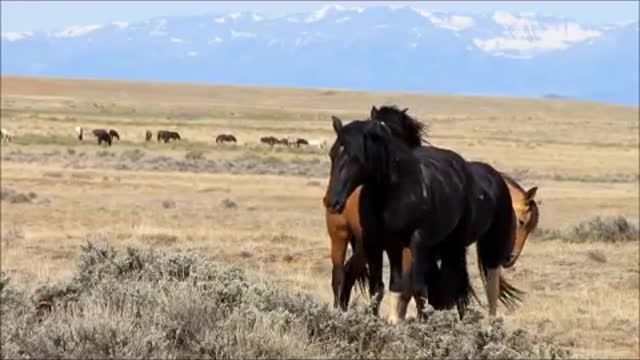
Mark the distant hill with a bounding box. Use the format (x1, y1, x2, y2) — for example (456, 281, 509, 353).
(2, 5, 638, 105)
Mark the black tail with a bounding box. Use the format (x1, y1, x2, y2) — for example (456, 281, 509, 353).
(348, 234, 369, 296)
(476, 243, 525, 311)
(421, 241, 475, 320)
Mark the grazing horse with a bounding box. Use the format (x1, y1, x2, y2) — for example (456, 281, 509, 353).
(108, 129, 120, 141)
(279, 138, 290, 147)
(157, 130, 181, 143)
(1, 128, 12, 143)
(145, 130, 153, 142)
(260, 136, 279, 146)
(75, 127, 112, 146)
(295, 138, 309, 147)
(216, 134, 237, 144)
(325, 116, 477, 323)
(92, 129, 112, 146)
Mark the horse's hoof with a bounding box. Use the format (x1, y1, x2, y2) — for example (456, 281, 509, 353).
(387, 315, 402, 325)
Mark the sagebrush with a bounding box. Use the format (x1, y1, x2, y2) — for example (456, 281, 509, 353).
(1, 241, 569, 359)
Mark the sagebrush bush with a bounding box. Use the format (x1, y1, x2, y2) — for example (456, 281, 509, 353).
(534, 216, 639, 243)
(1, 241, 570, 359)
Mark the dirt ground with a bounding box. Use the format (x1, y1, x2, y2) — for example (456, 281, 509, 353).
(1, 75, 638, 358)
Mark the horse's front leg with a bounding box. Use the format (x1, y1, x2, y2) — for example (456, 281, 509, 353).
(327, 218, 349, 310)
(386, 242, 412, 324)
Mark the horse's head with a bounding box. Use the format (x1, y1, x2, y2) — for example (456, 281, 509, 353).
(505, 185, 539, 268)
(324, 116, 392, 213)
(370, 105, 427, 148)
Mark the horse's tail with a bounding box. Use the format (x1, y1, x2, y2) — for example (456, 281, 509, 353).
(476, 248, 525, 310)
(425, 240, 475, 320)
(348, 234, 369, 295)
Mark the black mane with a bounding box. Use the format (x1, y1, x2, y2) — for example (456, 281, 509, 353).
(370, 105, 428, 148)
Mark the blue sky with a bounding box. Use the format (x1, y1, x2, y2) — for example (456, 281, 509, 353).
(2, 1, 638, 32)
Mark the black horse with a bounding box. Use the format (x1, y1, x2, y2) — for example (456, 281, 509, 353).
(157, 130, 181, 143)
(366, 106, 522, 315)
(325, 115, 476, 323)
(337, 106, 523, 319)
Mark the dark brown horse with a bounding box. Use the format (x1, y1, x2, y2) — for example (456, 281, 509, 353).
(296, 138, 309, 147)
(216, 134, 237, 144)
(108, 129, 120, 141)
(92, 129, 112, 146)
(260, 136, 279, 146)
(157, 130, 181, 143)
(145, 130, 153, 142)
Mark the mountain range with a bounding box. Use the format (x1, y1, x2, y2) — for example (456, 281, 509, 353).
(2, 5, 638, 105)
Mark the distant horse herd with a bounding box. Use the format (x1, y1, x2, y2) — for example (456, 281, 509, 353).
(323, 105, 539, 324)
(66, 127, 325, 149)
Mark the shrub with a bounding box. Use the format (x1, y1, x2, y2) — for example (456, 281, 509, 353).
(0, 241, 570, 359)
(535, 216, 639, 243)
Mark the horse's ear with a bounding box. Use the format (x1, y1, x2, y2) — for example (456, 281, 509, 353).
(331, 116, 343, 134)
(370, 106, 379, 119)
(525, 186, 538, 201)
(401, 107, 409, 114)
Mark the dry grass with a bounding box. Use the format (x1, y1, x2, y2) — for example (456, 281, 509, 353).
(1, 75, 639, 358)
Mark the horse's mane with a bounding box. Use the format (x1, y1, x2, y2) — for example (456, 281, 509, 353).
(371, 105, 428, 148)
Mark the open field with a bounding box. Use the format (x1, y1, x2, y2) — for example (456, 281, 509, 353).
(1, 75, 639, 358)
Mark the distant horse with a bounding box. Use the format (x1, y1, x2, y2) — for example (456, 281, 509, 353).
(260, 136, 279, 146)
(279, 138, 290, 147)
(325, 114, 476, 324)
(157, 130, 181, 143)
(216, 134, 237, 144)
(92, 129, 112, 146)
(75, 127, 112, 146)
(108, 129, 120, 141)
(295, 138, 309, 147)
(1, 128, 12, 143)
(145, 130, 153, 142)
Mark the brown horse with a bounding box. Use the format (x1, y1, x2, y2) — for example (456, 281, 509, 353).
(157, 130, 181, 143)
(216, 134, 237, 144)
(260, 136, 279, 146)
(145, 130, 153, 142)
(295, 138, 309, 147)
(326, 172, 539, 316)
(108, 129, 120, 141)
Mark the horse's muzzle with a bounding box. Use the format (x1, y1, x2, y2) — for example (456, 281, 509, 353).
(323, 195, 345, 214)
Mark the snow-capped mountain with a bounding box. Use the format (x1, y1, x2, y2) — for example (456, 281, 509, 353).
(2, 5, 638, 105)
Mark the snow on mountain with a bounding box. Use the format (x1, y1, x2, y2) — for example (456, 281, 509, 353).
(1, 5, 637, 105)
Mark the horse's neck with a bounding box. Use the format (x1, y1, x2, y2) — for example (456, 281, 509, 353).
(365, 147, 423, 207)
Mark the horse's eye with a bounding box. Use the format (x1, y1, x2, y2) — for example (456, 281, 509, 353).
(339, 145, 345, 153)
(518, 220, 525, 226)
